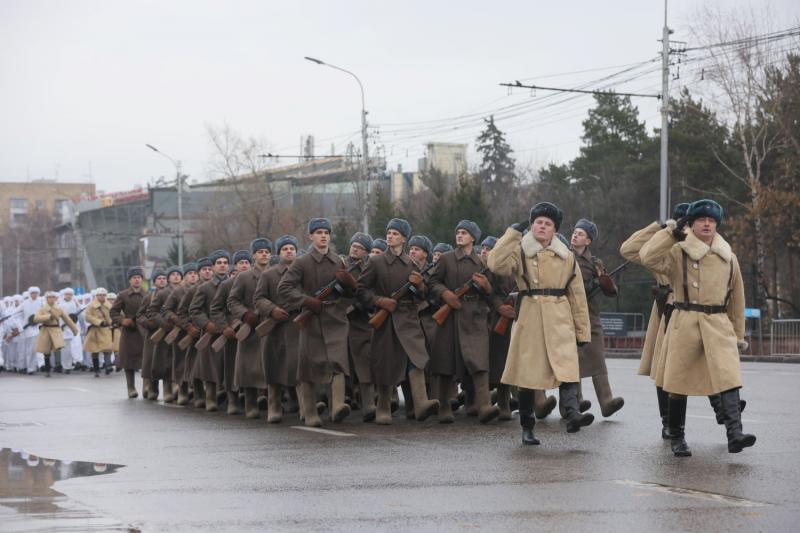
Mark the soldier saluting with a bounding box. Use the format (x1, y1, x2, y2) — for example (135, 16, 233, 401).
(640, 199, 754, 457)
(488, 202, 594, 445)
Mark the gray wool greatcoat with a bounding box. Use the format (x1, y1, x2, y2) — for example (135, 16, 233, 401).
(254, 262, 299, 387)
(574, 248, 610, 378)
(344, 256, 372, 384)
(146, 285, 174, 381)
(177, 284, 200, 383)
(356, 250, 430, 387)
(277, 247, 350, 385)
(161, 283, 190, 383)
(428, 247, 499, 378)
(488, 273, 516, 386)
(136, 292, 156, 379)
(189, 275, 226, 385)
(110, 286, 145, 369)
(211, 276, 238, 391)
(228, 266, 268, 390)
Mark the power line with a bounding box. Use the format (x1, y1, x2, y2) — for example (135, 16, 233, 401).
(499, 82, 661, 99)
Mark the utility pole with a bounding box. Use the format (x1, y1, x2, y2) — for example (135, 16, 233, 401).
(659, 0, 671, 222)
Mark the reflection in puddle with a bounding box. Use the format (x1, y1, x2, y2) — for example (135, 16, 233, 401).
(0, 448, 136, 531)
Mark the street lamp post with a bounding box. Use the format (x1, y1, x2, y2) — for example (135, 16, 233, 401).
(145, 144, 184, 266)
(305, 56, 369, 233)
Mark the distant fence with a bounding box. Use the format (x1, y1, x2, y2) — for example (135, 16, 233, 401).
(770, 319, 800, 357)
(601, 315, 800, 359)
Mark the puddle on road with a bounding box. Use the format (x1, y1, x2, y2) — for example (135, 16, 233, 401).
(0, 448, 137, 531)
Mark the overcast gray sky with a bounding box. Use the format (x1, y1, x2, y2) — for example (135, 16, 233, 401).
(1, 0, 797, 192)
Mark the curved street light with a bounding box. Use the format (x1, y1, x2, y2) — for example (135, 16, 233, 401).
(145, 144, 184, 266)
(305, 56, 370, 233)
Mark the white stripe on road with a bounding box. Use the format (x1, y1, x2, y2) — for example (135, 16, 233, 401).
(614, 480, 772, 507)
(688, 414, 760, 423)
(67, 387, 91, 393)
(291, 426, 356, 437)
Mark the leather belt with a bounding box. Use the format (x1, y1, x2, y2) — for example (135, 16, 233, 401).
(672, 302, 726, 314)
(519, 288, 566, 297)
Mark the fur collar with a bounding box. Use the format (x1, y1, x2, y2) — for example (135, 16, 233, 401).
(678, 230, 732, 263)
(521, 231, 570, 260)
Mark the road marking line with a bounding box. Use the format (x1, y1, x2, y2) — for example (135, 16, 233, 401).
(614, 480, 772, 507)
(291, 426, 356, 437)
(688, 414, 760, 423)
(68, 387, 91, 393)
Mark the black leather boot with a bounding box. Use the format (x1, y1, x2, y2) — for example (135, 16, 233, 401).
(668, 395, 691, 457)
(657, 386, 673, 439)
(721, 389, 756, 453)
(708, 394, 724, 424)
(559, 383, 594, 433)
(518, 389, 540, 445)
(92, 354, 100, 378)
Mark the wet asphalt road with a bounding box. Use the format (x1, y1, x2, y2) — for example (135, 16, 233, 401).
(1, 359, 798, 532)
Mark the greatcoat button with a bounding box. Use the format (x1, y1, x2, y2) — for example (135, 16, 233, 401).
(692, 281, 699, 288)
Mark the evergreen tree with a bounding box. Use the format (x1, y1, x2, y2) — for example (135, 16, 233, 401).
(476, 115, 516, 187)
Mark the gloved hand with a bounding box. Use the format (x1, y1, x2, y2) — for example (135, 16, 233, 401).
(270, 307, 290, 321)
(441, 290, 462, 310)
(335, 270, 358, 290)
(146, 319, 158, 330)
(303, 296, 322, 314)
(408, 271, 424, 289)
(512, 220, 530, 232)
(222, 327, 236, 339)
(375, 297, 397, 313)
(737, 340, 749, 352)
(577, 341, 589, 347)
(672, 216, 689, 241)
(472, 273, 492, 293)
(497, 304, 516, 319)
(205, 322, 218, 335)
(186, 324, 201, 338)
(242, 310, 259, 326)
(100, 320, 109, 328)
(121, 318, 134, 328)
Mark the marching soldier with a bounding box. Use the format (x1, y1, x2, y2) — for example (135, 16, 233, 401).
(34, 291, 79, 377)
(431, 243, 452, 264)
(370, 238, 387, 256)
(21, 287, 43, 374)
(211, 250, 251, 414)
(190, 250, 231, 411)
(137, 269, 166, 399)
(640, 199, 754, 457)
(58, 288, 82, 374)
(357, 219, 440, 424)
(480, 236, 517, 421)
(146, 266, 183, 402)
(110, 267, 146, 398)
(488, 202, 594, 444)
(254, 236, 300, 423)
(228, 239, 273, 418)
(278, 218, 357, 427)
(107, 293, 120, 366)
(343, 232, 374, 422)
(429, 220, 500, 424)
(160, 262, 198, 403)
(176, 257, 213, 406)
(570, 219, 624, 418)
(620, 202, 689, 437)
(406, 234, 433, 419)
(83, 288, 114, 378)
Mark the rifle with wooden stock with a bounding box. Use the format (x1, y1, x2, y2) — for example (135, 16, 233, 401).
(587, 260, 630, 301)
(368, 262, 435, 329)
(432, 266, 490, 327)
(492, 292, 518, 336)
(293, 261, 362, 329)
(209, 319, 242, 352)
